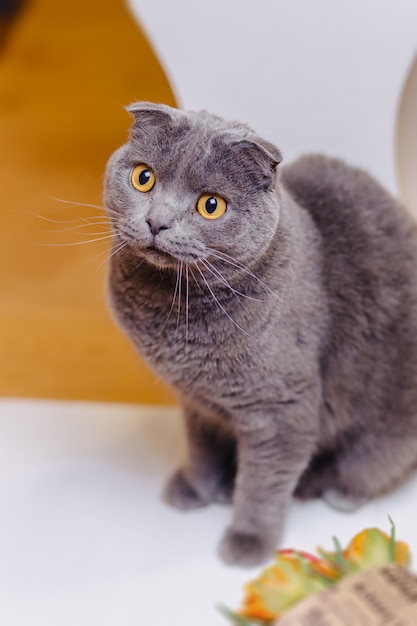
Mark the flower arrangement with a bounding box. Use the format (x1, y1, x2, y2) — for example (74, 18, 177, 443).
(220, 519, 410, 625)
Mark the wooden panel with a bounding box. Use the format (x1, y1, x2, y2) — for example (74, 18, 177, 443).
(0, 0, 176, 403)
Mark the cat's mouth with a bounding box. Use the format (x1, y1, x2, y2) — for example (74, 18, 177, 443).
(145, 243, 175, 268)
(117, 227, 176, 268)
(117, 226, 198, 269)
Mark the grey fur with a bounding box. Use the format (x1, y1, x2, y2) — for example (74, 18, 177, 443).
(104, 103, 417, 567)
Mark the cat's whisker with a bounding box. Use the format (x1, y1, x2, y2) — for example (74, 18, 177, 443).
(210, 249, 274, 296)
(195, 263, 252, 338)
(207, 248, 276, 300)
(34, 212, 111, 227)
(43, 197, 121, 222)
(200, 259, 246, 313)
(133, 257, 146, 272)
(201, 258, 264, 304)
(79, 215, 111, 221)
(188, 264, 205, 296)
(176, 260, 183, 336)
(161, 259, 181, 333)
(44, 225, 112, 236)
(18, 208, 115, 234)
(93, 239, 127, 271)
(45, 194, 110, 214)
(106, 237, 126, 255)
(66, 216, 111, 227)
(29, 208, 117, 247)
(185, 262, 190, 351)
(34, 213, 88, 226)
(38, 233, 115, 247)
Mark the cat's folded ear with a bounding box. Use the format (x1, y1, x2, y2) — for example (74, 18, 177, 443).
(235, 138, 283, 171)
(233, 138, 283, 189)
(126, 101, 179, 126)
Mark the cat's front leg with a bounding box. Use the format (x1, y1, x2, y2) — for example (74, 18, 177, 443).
(219, 410, 318, 567)
(164, 405, 236, 509)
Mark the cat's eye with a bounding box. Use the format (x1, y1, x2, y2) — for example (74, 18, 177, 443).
(131, 164, 156, 192)
(196, 194, 227, 220)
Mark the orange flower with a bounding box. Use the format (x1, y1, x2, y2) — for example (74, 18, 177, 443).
(239, 553, 329, 622)
(319, 526, 411, 574)
(224, 521, 411, 626)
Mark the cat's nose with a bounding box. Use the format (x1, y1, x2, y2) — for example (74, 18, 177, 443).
(146, 218, 168, 236)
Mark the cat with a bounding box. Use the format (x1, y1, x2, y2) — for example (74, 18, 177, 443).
(104, 101, 417, 567)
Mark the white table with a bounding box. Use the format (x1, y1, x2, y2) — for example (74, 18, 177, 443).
(1, 398, 416, 625)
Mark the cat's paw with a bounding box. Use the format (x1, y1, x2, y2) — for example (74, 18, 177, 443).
(218, 527, 276, 567)
(163, 469, 212, 510)
(322, 487, 368, 512)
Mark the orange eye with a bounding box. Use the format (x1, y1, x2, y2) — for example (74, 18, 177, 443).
(131, 164, 156, 192)
(196, 194, 227, 220)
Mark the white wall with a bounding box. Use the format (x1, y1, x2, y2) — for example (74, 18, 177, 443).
(129, 0, 417, 205)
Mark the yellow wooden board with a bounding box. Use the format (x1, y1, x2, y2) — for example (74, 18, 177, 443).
(0, 0, 177, 404)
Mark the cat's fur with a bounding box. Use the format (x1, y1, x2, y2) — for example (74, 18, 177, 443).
(104, 102, 417, 566)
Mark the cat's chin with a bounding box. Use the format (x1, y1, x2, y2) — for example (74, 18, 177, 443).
(123, 238, 179, 270)
(141, 245, 177, 270)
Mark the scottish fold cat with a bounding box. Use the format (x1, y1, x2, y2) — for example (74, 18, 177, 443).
(104, 102, 417, 566)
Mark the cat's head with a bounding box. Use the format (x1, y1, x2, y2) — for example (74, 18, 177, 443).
(104, 102, 283, 270)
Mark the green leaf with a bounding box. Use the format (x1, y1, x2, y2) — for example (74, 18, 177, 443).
(388, 516, 396, 563)
(332, 536, 347, 569)
(217, 604, 264, 626)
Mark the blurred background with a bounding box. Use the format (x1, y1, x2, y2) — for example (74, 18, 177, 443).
(0, 0, 177, 403)
(1, 0, 416, 404)
(0, 1, 416, 624)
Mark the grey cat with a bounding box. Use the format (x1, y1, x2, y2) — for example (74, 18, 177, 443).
(104, 102, 417, 567)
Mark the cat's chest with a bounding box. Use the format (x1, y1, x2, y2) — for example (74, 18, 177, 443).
(111, 278, 264, 392)
(125, 297, 240, 374)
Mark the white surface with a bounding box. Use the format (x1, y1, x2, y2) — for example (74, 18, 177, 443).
(4, 3, 417, 623)
(129, 0, 417, 195)
(1, 398, 417, 625)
